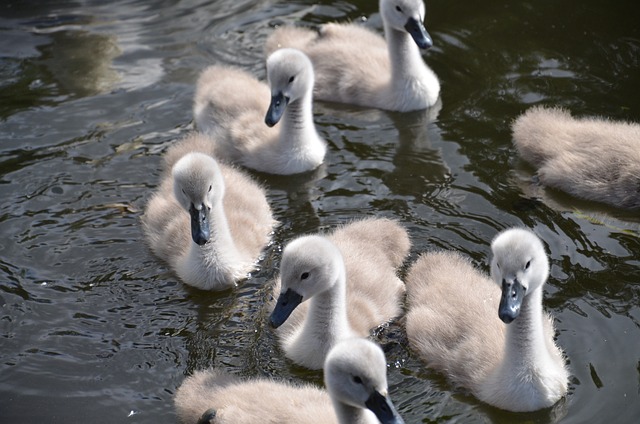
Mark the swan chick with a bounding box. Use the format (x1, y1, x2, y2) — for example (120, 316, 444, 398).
(405, 228, 568, 412)
(173, 338, 405, 424)
(193, 48, 326, 175)
(141, 133, 275, 290)
(265, 0, 440, 112)
(512, 105, 640, 209)
(269, 218, 410, 369)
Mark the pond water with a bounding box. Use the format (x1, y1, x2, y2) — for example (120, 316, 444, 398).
(1, 0, 639, 423)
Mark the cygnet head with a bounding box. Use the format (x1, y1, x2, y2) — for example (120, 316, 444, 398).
(269, 235, 344, 328)
(172, 152, 224, 246)
(265, 48, 315, 127)
(379, 0, 432, 49)
(324, 338, 405, 424)
(490, 228, 550, 324)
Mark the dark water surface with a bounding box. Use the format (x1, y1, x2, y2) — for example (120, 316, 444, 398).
(1, 0, 639, 422)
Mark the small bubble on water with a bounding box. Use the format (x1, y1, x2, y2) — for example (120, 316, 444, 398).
(29, 79, 44, 89)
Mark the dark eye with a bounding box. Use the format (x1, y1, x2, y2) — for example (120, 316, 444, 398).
(288, 76, 295, 83)
(395, 5, 402, 12)
(496, 263, 500, 269)
(208, 185, 212, 193)
(301, 272, 309, 280)
(352, 376, 363, 385)
(525, 260, 531, 270)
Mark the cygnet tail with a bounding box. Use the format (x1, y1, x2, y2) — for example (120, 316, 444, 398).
(371, 218, 411, 269)
(511, 106, 575, 167)
(334, 218, 411, 269)
(163, 133, 216, 172)
(265, 26, 317, 56)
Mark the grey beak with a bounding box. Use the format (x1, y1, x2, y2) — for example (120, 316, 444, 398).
(189, 203, 209, 246)
(197, 408, 216, 424)
(269, 289, 303, 328)
(364, 390, 405, 424)
(404, 17, 433, 49)
(499, 278, 525, 323)
(265, 92, 289, 127)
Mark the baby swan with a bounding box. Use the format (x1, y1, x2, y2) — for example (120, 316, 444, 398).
(512, 106, 640, 209)
(174, 338, 405, 424)
(193, 48, 326, 175)
(265, 0, 440, 112)
(141, 133, 275, 290)
(405, 228, 568, 412)
(269, 218, 410, 369)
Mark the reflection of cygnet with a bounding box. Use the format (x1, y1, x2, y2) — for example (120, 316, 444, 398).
(193, 48, 325, 175)
(174, 338, 405, 424)
(512, 106, 640, 209)
(141, 133, 275, 290)
(266, 0, 440, 112)
(406, 228, 569, 412)
(269, 218, 410, 369)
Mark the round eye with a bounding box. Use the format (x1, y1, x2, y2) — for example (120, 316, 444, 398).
(352, 376, 363, 385)
(288, 76, 295, 83)
(301, 272, 309, 280)
(525, 260, 531, 270)
(395, 5, 402, 12)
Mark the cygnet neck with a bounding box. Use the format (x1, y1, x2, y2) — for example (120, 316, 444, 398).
(303, 262, 354, 353)
(385, 24, 427, 87)
(332, 400, 373, 424)
(503, 286, 549, 370)
(279, 90, 318, 147)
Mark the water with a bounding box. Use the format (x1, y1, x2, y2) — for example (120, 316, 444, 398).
(1, 0, 639, 422)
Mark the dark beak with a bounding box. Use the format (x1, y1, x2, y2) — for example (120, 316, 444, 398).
(197, 408, 217, 424)
(499, 278, 525, 323)
(189, 203, 209, 246)
(364, 390, 405, 424)
(269, 288, 303, 328)
(404, 17, 433, 50)
(265, 92, 289, 127)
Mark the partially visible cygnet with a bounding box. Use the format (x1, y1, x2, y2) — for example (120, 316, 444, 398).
(173, 338, 405, 424)
(512, 106, 640, 209)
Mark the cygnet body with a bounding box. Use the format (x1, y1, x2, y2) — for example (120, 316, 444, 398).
(193, 48, 326, 175)
(405, 228, 569, 412)
(512, 106, 640, 209)
(265, 0, 440, 112)
(173, 338, 405, 424)
(269, 218, 410, 369)
(141, 133, 275, 290)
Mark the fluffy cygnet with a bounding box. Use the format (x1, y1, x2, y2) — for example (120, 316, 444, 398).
(512, 106, 640, 209)
(269, 217, 410, 369)
(141, 133, 275, 290)
(193, 48, 326, 175)
(265, 0, 440, 112)
(405, 228, 569, 412)
(173, 338, 405, 424)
